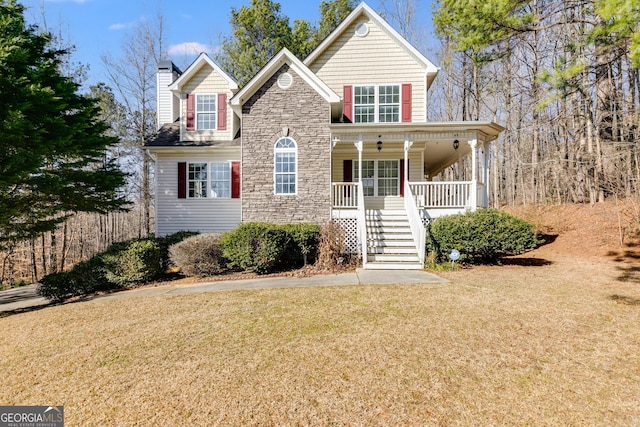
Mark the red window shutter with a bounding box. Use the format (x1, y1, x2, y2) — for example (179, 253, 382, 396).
(178, 162, 187, 199)
(186, 94, 195, 131)
(231, 161, 241, 198)
(217, 93, 227, 130)
(343, 85, 353, 123)
(401, 84, 412, 123)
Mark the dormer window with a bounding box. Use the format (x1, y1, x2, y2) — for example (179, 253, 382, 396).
(196, 94, 217, 130)
(186, 93, 227, 131)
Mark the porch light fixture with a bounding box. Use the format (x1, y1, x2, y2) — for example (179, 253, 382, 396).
(453, 139, 460, 150)
(377, 135, 382, 152)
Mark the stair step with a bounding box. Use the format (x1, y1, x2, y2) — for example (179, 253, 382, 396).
(368, 234, 414, 242)
(364, 262, 424, 270)
(368, 240, 416, 247)
(367, 246, 418, 256)
(363, 208, 424, 270)
(366, 209, 406, 215)
(368, 254, 420, 263)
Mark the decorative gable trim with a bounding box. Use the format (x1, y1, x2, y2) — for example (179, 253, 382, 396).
(168, 52, 238, 93)
(229, 47, 340, 115)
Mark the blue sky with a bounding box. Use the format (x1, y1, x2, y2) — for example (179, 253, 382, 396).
(20, 0, 433, 87)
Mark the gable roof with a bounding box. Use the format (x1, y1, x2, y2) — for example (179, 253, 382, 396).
(168, 52, 238, 92)
(229, 47, 340, 114)
(304, 2, 440, 87)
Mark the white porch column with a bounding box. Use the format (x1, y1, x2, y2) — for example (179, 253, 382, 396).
(354, 136, 363, 183)
(404, 137, 413, 192)
(481, 142, 489, 208)
(468, 137, 478, 211)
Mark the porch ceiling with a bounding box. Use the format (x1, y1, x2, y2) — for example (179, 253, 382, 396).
(329, 121, 504, 176)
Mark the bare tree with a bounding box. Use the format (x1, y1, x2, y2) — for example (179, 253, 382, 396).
(101, 11, 166, 236)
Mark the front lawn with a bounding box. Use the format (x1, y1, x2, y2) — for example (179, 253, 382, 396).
(1, 249, 639, 425)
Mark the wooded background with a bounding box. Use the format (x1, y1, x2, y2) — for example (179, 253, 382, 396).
(2, 0, 638, 287)
(427, 0, 639, 206)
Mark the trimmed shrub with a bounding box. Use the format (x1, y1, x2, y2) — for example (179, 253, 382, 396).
(280, 223, 321, 266)
(427, 209, 540, 264)
(38, 256, 108, 301)
(101, 239, 163, 287)
(169, 233, 226, 277)
(220, 223, 294, 274)
(158, 231, 199, 270)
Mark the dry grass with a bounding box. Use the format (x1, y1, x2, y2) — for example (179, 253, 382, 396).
(2, 203, 640, 426)
(1, 264, 640, 425)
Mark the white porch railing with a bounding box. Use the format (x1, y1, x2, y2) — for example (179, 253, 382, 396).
(409, 181, 473, 209)
(404, 181, 426, 265)
(332, 183, 358, 208)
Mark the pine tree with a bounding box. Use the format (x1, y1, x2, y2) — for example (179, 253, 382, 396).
(0, 0, 127, 247)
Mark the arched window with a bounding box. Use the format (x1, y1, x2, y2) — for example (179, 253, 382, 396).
(274, 137, 297, 195)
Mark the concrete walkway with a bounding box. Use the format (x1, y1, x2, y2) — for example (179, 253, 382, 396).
(0, 269, 448, 312)
(97, 269, 449, 301)
(0, 284, 50, 313)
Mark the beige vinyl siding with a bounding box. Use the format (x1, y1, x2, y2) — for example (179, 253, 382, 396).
(154, 151, 241, 236)
(309, 18, 427, 122)
(181, 67, 236, 142)
(331, 144, 424, 183)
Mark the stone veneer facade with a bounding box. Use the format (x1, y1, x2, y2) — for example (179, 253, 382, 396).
(241, 64, 332, 224)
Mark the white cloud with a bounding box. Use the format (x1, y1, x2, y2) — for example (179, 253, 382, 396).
(168, 42, 210, 57)
(108, 23, 127, 31)
(108, 16, 145, 31)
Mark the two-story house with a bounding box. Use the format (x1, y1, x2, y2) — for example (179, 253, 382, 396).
(146, 2, 504, 269)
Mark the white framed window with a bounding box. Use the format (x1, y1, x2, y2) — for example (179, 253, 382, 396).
(378, 85, 400, 122)
(274, 137, 297, 195)
(353, 159, 399, 196)
(196, 94, 217, 130)
(210, 162, 231, 198)
(354, 86, 375, 123)
(188, 163, 208, 198)
(353, 85, 400, 123)
(187, 162, 231, 198)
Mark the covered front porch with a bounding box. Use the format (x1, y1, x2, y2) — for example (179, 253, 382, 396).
(329, 122, 504, 269)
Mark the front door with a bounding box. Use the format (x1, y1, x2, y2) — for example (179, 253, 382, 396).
(354, 160, 399, 197)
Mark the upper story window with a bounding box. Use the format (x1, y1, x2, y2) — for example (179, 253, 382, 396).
(353, 84, 400, 123)
(354, 86, 375, 123)
(196, 94, 217, 130)
(344, 84, 409, 124)
(378, 85, 400, 122)
(274, 137, 297, 195)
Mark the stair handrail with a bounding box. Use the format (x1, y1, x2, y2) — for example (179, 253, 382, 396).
(355, 181, 367, 269)
(404, 181, 425, 265)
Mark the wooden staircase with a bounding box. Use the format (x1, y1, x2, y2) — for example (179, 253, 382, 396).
(365, 208, 423, 270)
